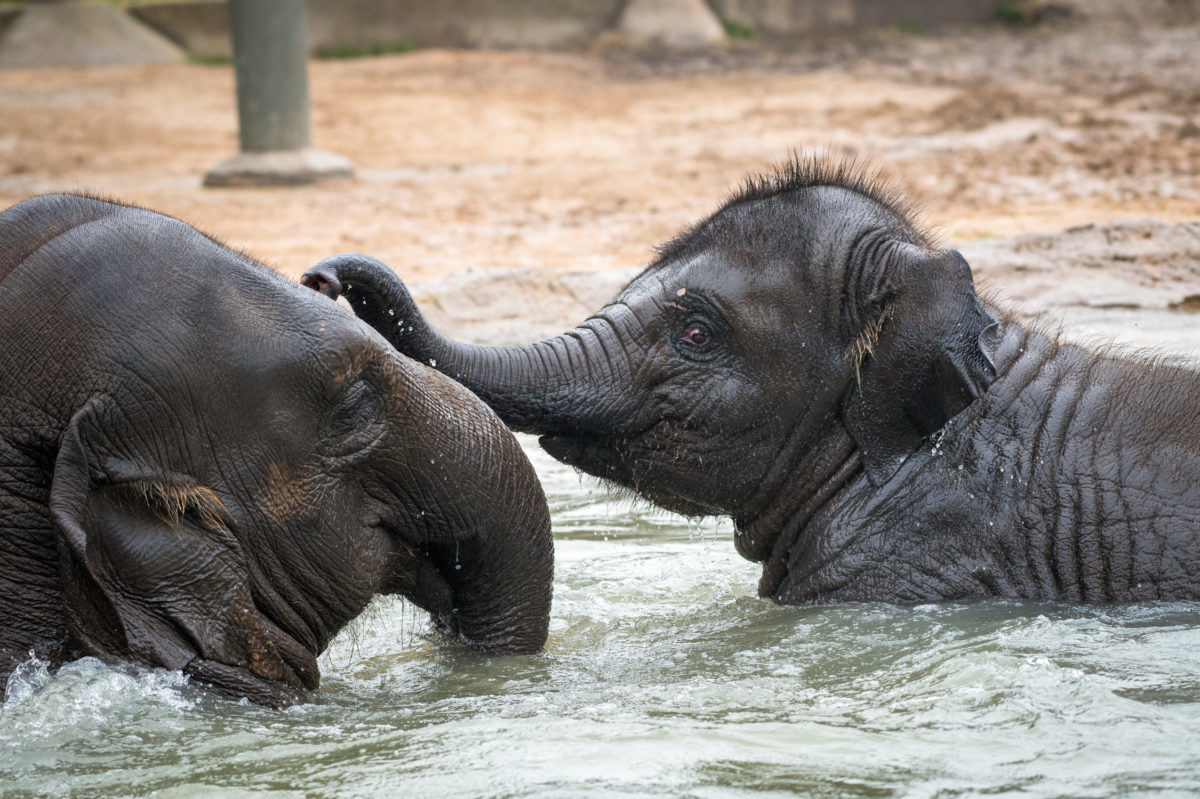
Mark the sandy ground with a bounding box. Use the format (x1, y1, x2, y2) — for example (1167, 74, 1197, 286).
(1, 20, 1198, 341)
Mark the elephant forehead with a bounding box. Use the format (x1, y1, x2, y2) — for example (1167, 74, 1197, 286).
(228, 302, 378, 392)
(666, 235, 817, 287)
(651, 252, 810, 326)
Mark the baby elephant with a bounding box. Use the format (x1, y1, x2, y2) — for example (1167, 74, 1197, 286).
(0, 194, 553, 706)
(303, 157, 1200, 605)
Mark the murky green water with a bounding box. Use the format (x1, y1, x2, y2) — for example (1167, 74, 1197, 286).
(4, 435, 1200, 798)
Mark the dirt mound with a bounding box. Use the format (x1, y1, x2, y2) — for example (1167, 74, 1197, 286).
(963, 220, 1200, 357)
(965, 219, 1200, 311)
(0, 4, 182, 69)
(927, 85, 1052, 132)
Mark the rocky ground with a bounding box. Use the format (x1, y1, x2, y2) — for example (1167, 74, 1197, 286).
(0, 14, 1197, 352)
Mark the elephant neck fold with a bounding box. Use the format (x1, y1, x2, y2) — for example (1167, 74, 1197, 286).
(733, 421, 863, 599)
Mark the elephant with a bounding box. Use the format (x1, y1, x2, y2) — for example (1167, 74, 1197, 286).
(300, 157, 1200, 605)
(0, 194, 553, 707)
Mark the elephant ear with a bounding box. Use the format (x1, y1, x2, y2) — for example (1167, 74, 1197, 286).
(841, 245, 998, 486)
(49, 408, 317, 706)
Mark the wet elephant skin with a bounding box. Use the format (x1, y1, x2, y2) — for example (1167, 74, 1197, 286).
(0, 194, 553, 706)
(303, 157, 1200, 605)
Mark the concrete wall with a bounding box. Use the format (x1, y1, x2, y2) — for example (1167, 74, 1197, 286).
(0, 8, 20, 39)
(308, 0, 622, 52)
(708, 0, 1001, 38)
(133, 0, 623, 58)
(132, 1, 230, 57)
(126, 0, 1007, 59)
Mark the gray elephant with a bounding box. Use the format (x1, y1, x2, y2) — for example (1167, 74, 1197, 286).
(302, 158, 1200, 605)
(0, 194, 553, 707)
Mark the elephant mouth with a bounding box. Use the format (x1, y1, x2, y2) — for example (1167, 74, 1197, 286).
(538, 433, 630, 482)
(386, 530, 473, 635)
(539, 433, 721, 518)
(397, 544, 457, 622)
(387, 526, 548, 656)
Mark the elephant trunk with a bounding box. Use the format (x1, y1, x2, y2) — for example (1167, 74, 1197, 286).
(303, 254, 616, 437)
(386, 363, 556, 656)
(435, 496, 554, 655)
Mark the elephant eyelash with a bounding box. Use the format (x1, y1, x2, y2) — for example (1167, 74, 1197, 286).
(132, 481, 229, 529)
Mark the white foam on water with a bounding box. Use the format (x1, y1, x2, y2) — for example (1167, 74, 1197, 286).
(2, 655, 195, 737)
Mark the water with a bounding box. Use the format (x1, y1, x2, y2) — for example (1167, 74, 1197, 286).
(4, 436, 1200, 798)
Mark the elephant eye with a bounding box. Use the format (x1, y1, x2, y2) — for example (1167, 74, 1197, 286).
(683, 324, 711, 348)
(321, 378, 386, 460)
(666, 299, 724, 360)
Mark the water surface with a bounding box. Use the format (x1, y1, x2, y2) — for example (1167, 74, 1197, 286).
(3, 437, 1200, 797)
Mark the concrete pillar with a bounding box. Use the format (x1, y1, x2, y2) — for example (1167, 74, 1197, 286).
(204, 0, 352, 187)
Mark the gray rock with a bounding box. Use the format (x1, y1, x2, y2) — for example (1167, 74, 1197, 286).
(962, 220, 1200, 358)
(0, 2, 183, 70)
(615, 0, 727, 48)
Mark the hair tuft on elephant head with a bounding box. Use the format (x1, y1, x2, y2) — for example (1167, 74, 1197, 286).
(303, 155, 1200, 605)
(0, 193, 553, 707)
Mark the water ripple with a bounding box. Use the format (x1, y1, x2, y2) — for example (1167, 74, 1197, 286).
(3, 437, 1200, 796)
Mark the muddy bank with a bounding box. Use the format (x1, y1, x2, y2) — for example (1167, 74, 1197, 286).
(966, 220, 1200, 358)
(0, 17, 1196, 360)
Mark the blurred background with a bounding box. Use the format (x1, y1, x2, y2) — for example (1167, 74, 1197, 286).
(0, 0, 1197, 345)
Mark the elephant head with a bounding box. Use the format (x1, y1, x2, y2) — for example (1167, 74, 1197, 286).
(0, 194, 553, 706)
(301, 158, 996, 592)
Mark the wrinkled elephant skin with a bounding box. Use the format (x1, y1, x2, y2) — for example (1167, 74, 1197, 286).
(0, 194, 553, 706)
(302, 158, 1200, 604)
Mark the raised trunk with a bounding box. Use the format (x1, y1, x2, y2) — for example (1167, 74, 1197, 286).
(303, 254, 613, 436)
